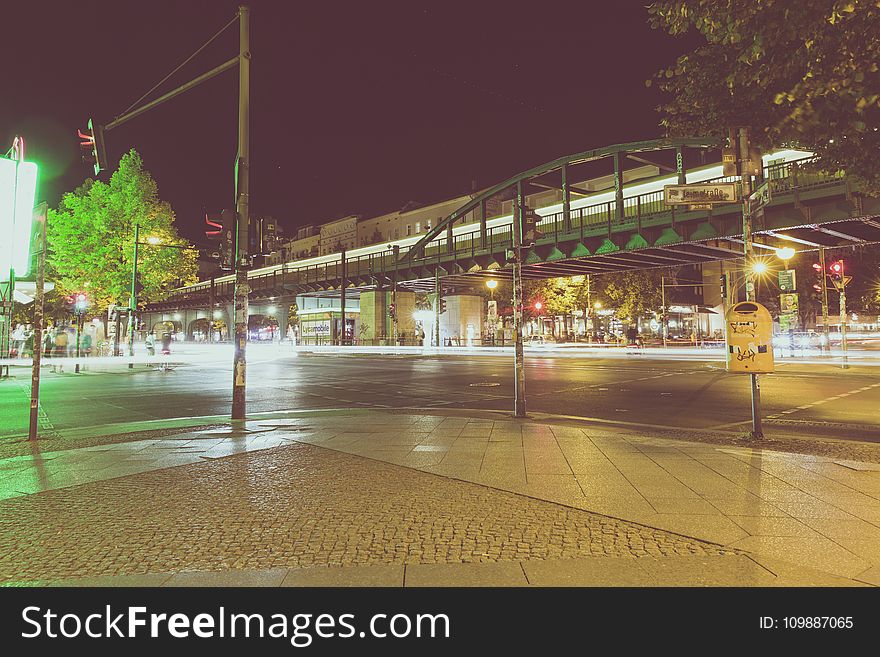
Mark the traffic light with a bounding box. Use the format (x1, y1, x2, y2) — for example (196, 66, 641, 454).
(534, 301, 543, 312)
(520, 205, 542, 246)
(829, 260, 847, 291)
(439, 298, 447, 314)
(77, 118, 108, 175)
(205, 212, 222, 241)
(204, 212, 223, 262)
(262, 217, 278, 255)
(388, 302, 396, 318)
(829, 260, 843, 281)
(219, 209, 236, 270)
(812, 262, 824, 293)
(74, 293, 88, 315)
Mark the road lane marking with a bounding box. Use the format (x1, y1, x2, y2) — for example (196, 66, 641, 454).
(766, 381, 880, 420)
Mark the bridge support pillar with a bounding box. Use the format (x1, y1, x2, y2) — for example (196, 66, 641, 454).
(359, 290, 386, 344)
(441, 295, 484, 347)
(359, 290, 415, 345)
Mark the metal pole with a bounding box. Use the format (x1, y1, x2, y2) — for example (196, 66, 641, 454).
(231, 4, 250, 420)
(818, 246, 830, 352)
(340, 250, 346, 345)
(661, 276, 667, 348)
(128, 223, 139, 368)
(28, 203, 48, 441)
(513, 182, 526, 418)
(209, 277, 215, 342)
(434, 266, 441, 347)
(840, 265, 849, 369)
(391, 245, 399, 344)
(585, 274, 591, 342)
(738, 127, 763, 439)
(3, 269, 14, 376)
(75, 313, 82, 373)
(105, 57, 240, 132)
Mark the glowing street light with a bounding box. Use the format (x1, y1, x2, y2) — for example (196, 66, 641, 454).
(776, 246, 795, 261)
(486, 278, 498, 302)
(751, 261, 769, 275)
(146, 235, 162, 245)
(0, 156, 39, 277)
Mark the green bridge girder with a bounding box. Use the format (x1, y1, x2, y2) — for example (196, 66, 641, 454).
(148, 149, 880, 312)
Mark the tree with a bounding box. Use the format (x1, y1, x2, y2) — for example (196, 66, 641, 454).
(47, 150, 197, 312)
(648, 0, 880, 191)
(599, 270, 664, 322)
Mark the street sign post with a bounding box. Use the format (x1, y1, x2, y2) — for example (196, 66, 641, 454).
(748, 180, 771, 215)
(664, 183, 739, 205)
(777, 269, 796, 292)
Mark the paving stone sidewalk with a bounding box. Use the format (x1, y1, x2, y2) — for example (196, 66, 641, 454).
(1, 411, 878, 586)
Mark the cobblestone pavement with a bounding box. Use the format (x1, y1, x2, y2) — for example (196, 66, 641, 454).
(0, 441, 735, 584)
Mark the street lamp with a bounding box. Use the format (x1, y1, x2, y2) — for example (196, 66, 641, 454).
(776, 246, 795, 262)
(485, 278, 498, 299)
(751, 261, 769, 275)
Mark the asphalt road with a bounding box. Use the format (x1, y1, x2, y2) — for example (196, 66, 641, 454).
(3, 348, 880, 442)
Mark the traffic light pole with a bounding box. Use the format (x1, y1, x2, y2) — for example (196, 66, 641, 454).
(128, 223, 140, 368)
(340, 251, 346, 345)
(661, 276, 667, 348)
(232, 4, 250, 420)
(75, 313, 82, 374)
(28, 203, 48, 441)
(738, 127, 763, 440)
(840, 264, 849, 370)
(818, 246, 830, 353)
(83, 9, 250, 414)
(512, 183, 526, 418)
(434, 266, 441, 347)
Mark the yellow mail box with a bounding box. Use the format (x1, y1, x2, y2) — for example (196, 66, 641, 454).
(725, 301, 775, 373)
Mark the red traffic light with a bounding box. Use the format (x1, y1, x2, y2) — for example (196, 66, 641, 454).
(204, 213, 222, 238)
(534, 301, 543, 311)
(812, 263, 822, 272)
(831, 261, 843, 274)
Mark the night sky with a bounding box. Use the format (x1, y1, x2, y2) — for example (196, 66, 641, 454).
(2, 0, 701, 242)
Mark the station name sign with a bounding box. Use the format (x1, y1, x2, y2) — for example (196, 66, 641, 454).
(664, 183, 740, 205)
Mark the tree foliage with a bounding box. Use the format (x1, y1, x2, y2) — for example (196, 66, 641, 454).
(600, 270, 665, 321)
(525, 271, 666, 322)
(47, 150, 197, 312)
(648, 0, 880, 191)
(527, 276, 590, 317)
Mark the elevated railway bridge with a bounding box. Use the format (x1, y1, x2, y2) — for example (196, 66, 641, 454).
(142, 139, 880, 343)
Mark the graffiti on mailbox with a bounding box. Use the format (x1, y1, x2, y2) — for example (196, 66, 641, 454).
(733, 343, 757, 362)
(729, 321, 757, 338)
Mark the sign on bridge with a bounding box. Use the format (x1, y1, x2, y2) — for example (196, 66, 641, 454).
(664, 183, 740, 205)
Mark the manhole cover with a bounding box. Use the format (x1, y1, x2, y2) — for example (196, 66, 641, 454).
(469, 382, 501, 387)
